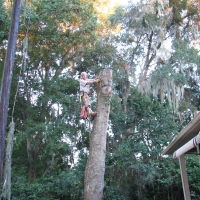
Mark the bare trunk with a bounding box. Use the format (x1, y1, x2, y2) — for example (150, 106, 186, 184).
(0, 0, 21, 182)
(84, 69, 112, 200)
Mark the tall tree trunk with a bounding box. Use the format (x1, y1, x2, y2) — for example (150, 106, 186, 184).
(84, 69, 112, 200)
(0, 0, 21, 182)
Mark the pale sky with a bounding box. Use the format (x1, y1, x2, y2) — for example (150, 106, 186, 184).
(111, 0, 140, 5)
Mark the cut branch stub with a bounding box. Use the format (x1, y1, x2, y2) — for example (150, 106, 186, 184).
(98, 68, 112, 96)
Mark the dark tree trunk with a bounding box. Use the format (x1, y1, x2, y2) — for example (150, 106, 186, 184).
(84, 69, 112, 200)
(0, 0, 21, 182)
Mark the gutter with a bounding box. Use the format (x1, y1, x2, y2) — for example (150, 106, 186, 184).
(162, 112, 200, 155)
(173, 132, 200, 158)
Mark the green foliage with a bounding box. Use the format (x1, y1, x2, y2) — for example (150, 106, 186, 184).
(172, 40, 200, 67)
(0, 0, 10, 82)
(76, 40, 118, 74)
(0, 0, 10, 42)
(142, 12, 161, 28)
(11, 147, 88, 200)
(108, 6, 125, 26)
(105, 89, 182, 199)
(169, 0, 187, 24)
(178, 101, 197, 113)
(151, 65, 187, 85)
(187, 3, 198, 16)
(12, 171, 84, 200)
(186, 155, 200, 199)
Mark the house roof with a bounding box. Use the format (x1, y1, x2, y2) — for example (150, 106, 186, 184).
(162, 112, 200, 155)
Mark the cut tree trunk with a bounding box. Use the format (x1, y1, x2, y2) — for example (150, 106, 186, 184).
(84, 69, 112, 200)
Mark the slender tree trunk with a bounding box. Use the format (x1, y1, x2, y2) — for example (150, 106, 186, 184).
(0, 0, 22, 182)
(84, 69, 112, 200)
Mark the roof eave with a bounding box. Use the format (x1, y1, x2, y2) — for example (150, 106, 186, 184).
(162, 112, 200, 155)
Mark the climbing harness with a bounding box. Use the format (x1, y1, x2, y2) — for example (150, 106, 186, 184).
(79, 92, 88, 120)
(80, 105, 87, 119)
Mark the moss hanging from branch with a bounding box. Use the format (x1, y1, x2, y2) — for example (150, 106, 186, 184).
(137, 77, 184, 111)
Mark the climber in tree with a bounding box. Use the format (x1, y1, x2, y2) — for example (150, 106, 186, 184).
(80, 72, 100, 120)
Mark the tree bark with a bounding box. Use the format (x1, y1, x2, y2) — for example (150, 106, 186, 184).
(0, 0, 22, 182)
(84, 69, 112, 200)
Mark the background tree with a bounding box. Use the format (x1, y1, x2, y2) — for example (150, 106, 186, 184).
(104, 88, 184, 199)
